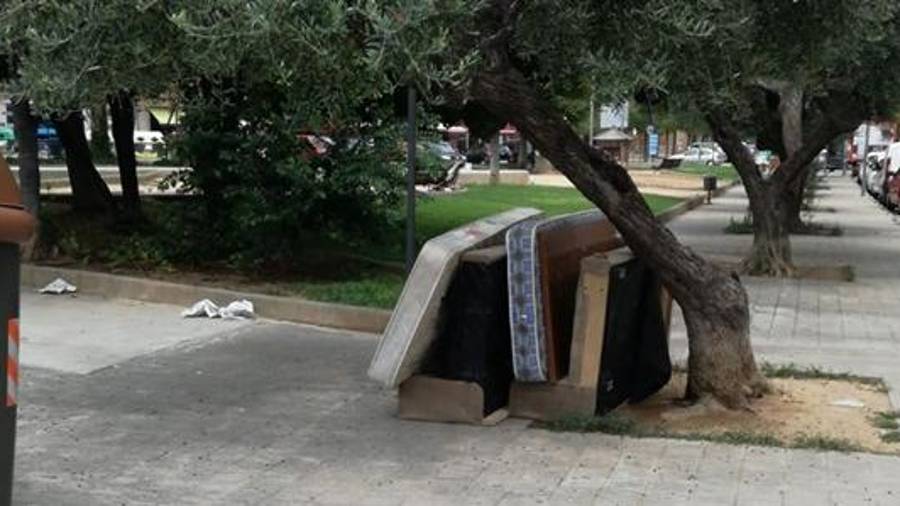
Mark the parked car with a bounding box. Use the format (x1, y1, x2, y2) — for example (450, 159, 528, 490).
(865, 151, 887, 200)
(415, 141, 465, 185)
(882, 142, 900, 208)
(423, 140, 464, 163)
(825, 152, 846, 174)
(754, 149, 772, 170)
(464, 142, 513, 165)
(668, 146, 726, 165)
(689, 141, 726, 157)
(134, 130, 165, 155)
(0, 127, 13, 154)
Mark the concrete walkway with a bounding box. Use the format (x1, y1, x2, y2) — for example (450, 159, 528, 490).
(531, 170, 719, 199)
(11, 175, 900, 505)
(666, 175, 900, 408)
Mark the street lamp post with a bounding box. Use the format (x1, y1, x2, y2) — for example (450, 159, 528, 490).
(405, 85, 417, 274)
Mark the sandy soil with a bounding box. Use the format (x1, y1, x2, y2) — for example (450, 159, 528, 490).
(622, 373, 898, 454)
(627, 170, 710, 190)
(531, 170, 715, 199)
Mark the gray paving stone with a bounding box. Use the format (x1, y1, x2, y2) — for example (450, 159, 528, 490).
(12, 176, 900, 505)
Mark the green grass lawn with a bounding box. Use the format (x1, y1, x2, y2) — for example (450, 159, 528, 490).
(675, 162, 739, 183)
(280, 272, 406, 310)
(416, 185, 680, 243)
(303, 185, 682, 308)
(41, 185, 683, 310)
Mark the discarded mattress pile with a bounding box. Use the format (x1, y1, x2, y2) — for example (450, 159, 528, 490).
(368, 208, 673, 424)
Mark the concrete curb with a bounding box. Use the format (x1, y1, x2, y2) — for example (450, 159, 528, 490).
(21, 185, 735, 335)
(656, 180, 740, 224)
(21, 265, 391, 334)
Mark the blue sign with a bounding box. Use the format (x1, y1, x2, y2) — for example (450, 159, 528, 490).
(648, 132, 659, 157)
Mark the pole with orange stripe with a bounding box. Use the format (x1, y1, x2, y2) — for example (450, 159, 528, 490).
(1, 153, 33, 506)
(5, 319, 18, 408)
(0, 243, 21, 506)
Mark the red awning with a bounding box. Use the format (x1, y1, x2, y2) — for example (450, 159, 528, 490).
(500, 123, 518, 135)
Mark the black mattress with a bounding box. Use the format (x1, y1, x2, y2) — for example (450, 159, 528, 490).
(596, 257, 672, 414)
(422, 247, 513, 415)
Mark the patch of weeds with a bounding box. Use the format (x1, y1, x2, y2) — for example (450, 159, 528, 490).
(871, 412, 900, 431)
(724, 214, 754, 234)
(760, 362, 889, 392)
(286, 273, 404, 309)
(542, 416, 789, 450)
(538, 413, 639, 435)
(674, 431, 782, 447)
(540, 409, 871, 454)
(793, 222, 844, 237)
(881, 431, 900, 444)
(791, 434, 862, 453)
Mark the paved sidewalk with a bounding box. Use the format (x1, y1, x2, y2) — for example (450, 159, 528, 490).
(666, 176, 900, 408)
(11, 175, 900, 505)
(13, 315, 900, 505)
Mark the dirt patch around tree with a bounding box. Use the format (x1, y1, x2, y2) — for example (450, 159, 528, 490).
(618, 373, 898, 454)
(701, 254, 855, 282)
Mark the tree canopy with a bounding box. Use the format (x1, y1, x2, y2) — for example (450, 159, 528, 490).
(7, 0, 900, 408)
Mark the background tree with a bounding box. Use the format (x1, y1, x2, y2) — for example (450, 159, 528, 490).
(0, 53, 39, 217)
(88, 104, 112, 162)
(8, 99, 39, 215)
(645, 0, 900, 275)
(53, 111, 115, 213)
(1, 0, 182, 219)
(108, 90, 141, 220)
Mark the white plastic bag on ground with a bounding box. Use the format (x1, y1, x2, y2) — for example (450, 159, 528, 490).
(39, 278, 78, 295)
(219, 300, 255, 320)
(182, 299, 256, 320)
(181, 299, 221, 318)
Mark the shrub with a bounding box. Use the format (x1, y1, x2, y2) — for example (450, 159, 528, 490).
(163, 79, 406, 269)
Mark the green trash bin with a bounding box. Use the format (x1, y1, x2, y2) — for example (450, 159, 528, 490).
(0, 156, 35, 506)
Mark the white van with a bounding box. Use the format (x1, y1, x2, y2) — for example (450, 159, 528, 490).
(133, 130, 165, 152)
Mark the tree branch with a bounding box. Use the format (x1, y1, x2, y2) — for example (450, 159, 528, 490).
(706, 109, 765, 189)
(775, 91, 866, 188)
(752, 79, 803, 158)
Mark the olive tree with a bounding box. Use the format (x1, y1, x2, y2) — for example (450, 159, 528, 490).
(353, 0, 768, 407)
(8, 0, 771, 407)
(650, 0, 900, 275)
(1, 0, 181, 218)
(178, 0, 769, 407)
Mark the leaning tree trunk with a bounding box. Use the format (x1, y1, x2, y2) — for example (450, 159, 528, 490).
(54, 112, 115, 214)
(472, 64, 767, 409)
(10, 99, 40, 216)
(108, 91, 142, 221)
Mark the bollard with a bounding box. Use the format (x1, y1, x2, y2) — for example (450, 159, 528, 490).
(0, 155, 35, 506)
(703, 175, 718, 204)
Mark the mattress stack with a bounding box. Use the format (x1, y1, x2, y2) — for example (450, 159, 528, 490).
(370, 209, 672, 424)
